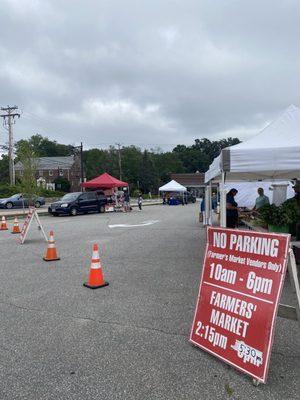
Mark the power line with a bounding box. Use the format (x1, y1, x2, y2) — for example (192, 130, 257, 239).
(0, 105, 20, 185)
(21, 111, 69, 139)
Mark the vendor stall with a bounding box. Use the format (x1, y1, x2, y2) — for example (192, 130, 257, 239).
(204, 105, 300, 330)
(81, 172, 129, 212)
(205, 105, 300, 228)
(224, 181, 294, 208)
(159, 180, 187, 205)
(81, 172, 128, 190)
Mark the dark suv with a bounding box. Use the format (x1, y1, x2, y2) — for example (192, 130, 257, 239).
(48, 191, 107, 216)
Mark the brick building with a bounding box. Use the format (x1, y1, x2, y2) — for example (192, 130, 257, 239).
(15, 155, 82, 192)
(171, 172, 205, 197)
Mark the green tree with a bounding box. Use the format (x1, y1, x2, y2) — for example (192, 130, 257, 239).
(152, 151, 185, 185)
(12, 133, 242, 190)
(121, 146, 143, 187)
(173, 144, 209, 172)
(15, 134, 75, 158)
(17, 141, 38, 204)
(173, 137, 241, 173)
(138, 150, 159, 193)
(53, 177, 71, 192)
(106, 146, 120, 177)
(0, 155, 9, 184)
(83, 148, 111, 180)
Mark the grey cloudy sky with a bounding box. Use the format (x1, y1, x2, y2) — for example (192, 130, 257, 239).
(1, 0, 300, 150)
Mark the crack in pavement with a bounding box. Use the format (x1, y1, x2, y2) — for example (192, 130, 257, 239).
(0, 299, 187, 339)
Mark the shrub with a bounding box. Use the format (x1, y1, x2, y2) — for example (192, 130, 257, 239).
(39, 189, 65, 198)
(0, 184, 64, 199)
(53, 177, 71, 192)
(259, 204, 295, 227)
(0, 185, 22, 197)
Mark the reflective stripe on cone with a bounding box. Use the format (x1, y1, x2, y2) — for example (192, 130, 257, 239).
(43, 230, 60, 261)
(0, 216, 8, 231)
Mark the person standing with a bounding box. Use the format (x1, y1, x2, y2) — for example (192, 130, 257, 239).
(199, 194, 205, 223)
(184, 192, 188, 205)
(211, 192, 218, 210)
(124, 189, 130, 212)
(226, 188, 239, 228)
(253, 187, 270, 210)
(138, 194, 143, 211)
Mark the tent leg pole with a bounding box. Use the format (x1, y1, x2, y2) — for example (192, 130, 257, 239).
(205, 184, 212, 225)
(204, 185, 209, 225)
(209, 180, 212, 225)
(220, 172, 226, 227)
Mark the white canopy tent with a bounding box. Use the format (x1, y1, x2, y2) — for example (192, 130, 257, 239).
(205, 105, 300, 183)
(205, 105, 300, 226)
(224, 181, 294, 208)
(159, 180, 187, 192)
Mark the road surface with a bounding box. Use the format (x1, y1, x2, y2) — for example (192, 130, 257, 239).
(0, 204, 299, 399)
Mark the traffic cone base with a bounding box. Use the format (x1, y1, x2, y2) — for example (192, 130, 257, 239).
(11, 218, 21, 234)
(43, 256, 61, 262)
(43, 230, 60, 261)
(0, 216, 8, 230)
(83, 281, 109, 289)
(84, 244, 109, 289)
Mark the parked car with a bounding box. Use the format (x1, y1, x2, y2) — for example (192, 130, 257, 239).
(48, 191, 107, 216)
(0, 193, 45, 209)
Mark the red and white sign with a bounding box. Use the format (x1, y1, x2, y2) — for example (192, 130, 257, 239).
(19, 207, 47, 244)
(19, 208, 35, 243)
(190, 227, 290, 383)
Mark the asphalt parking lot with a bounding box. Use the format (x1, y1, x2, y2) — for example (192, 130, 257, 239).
(0, 205, 299, 400)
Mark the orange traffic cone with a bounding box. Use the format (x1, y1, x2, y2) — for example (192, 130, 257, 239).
(83, 244, 109, 289)
(43, 230, 60, 261)
(11, 217, 21, 234)
(0, 216, 8, 231)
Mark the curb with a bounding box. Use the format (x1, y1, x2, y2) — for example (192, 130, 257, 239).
(0, 211, 49, 221)
(0, 202, 162, 220)
(131, 202, 161, 208)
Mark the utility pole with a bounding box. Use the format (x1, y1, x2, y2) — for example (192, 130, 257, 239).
(0, 105, 20, 185)
(116, 142, 122, 180)
(73, 142, 85, 192)
(80, 142, 84, 191)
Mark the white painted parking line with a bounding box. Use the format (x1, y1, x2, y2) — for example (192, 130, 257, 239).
(108, 220, 160, 228)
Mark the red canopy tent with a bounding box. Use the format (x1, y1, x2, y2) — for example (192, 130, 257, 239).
(81, 172, 128, 189)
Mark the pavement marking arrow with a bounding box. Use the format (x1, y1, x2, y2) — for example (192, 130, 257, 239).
(108, 220, 160, 228)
